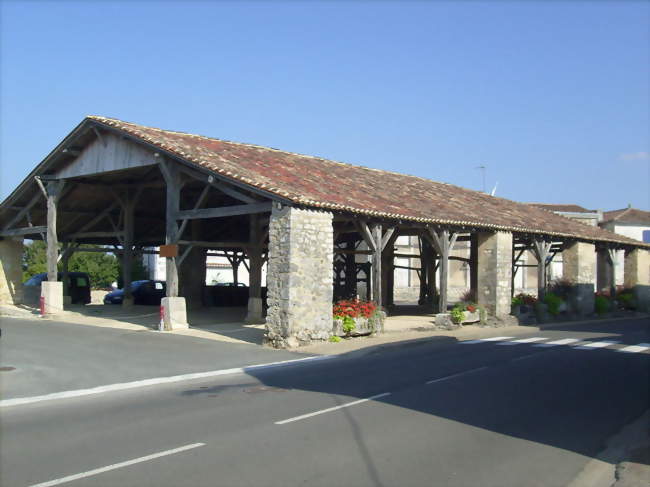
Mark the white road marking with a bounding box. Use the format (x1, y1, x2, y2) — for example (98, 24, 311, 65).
(29, 443, 205, 487)
(573, 340, 620, 350)
(0, 355, 334, 408)
(533, 338, 581, 347)
(618, 343, 650, 353)
(511, 353, 541, 362)
(461, 336, 514, 344)
(275, 392, 391, 425)
(496, 337, 547, 345)
(425, 366, 489, 384)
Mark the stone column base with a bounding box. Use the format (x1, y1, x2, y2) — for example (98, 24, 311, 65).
(245, 297, 265, 324)
(41, 281, 63, 316)
(161, 297, 188, 330)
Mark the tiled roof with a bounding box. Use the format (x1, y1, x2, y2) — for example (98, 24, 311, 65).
(527, 203, 595, 214)
(603, 207, 650, 225)
(87, 116, 648, 248)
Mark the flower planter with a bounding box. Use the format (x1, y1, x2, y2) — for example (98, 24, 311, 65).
(462, 310, 480, 324)
(333, 312, 385, 337)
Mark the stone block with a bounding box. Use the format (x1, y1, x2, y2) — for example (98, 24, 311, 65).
(161, 297, 188, 330)
(265, 206, 333, 348)
(41, 281, 63, 315)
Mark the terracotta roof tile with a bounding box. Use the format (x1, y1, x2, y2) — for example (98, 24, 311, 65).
(87, 116, 648, 248)
(603, 208, 650, 225)
(527, 203, 595, 213)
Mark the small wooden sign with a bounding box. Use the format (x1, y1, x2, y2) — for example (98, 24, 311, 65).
(159, 244, 179, 258)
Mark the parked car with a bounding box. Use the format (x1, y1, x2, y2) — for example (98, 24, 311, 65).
(103, 280, 166, 305)
(23, 272, 91, 305)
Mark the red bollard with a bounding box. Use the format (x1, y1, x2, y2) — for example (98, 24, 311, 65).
(159, 304, 165, 331)
(39, 296, 45, 316)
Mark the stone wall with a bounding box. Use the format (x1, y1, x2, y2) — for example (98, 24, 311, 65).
(0, 238, 24, 305)
(476, 231, 512, 317)
(265, 206, 333, 348)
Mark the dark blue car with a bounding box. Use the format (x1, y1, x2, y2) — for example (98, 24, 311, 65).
(103, 280, 166, 305)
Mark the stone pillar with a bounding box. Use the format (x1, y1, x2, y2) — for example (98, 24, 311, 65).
(624, 248, 650, 312)
(562, 241, 596, 315)
(43, 181, 64, 315)
(0, 237, 24, 305)
(265, 206, 333, 348)
(477, 231, 513, 318)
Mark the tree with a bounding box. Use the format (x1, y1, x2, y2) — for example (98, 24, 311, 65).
(22, 240, 47, 281)
(22, 241, 121, 289)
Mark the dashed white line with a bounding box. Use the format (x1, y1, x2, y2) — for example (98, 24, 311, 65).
(533, 338, 581, 347)
(275, 392, 391, 425)
(618, 343, 650, 353)
(497, 337, 547, 345)
(573, 340, 620, 350)
(425, 366, 489, 384)
(29, 443, 205, 487)
(461, 336, 514, 344)
(511, 353, 541, 362)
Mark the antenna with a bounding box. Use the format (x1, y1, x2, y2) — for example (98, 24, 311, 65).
(475, 165, 486, 192)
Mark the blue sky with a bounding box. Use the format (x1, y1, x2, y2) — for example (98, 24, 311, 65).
(1, 0, 648, 211)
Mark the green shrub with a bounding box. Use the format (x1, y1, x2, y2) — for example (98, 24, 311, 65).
(451, 305, 465, 324)
(595, 295, 610, 315)
(342, 316, 356, 335)
(543, 292, 563, 316)
(329, 335, 341, 343)
(617, 293, 636, 310)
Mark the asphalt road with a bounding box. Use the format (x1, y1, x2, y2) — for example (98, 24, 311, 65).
(1, 318, 648, 487)
(0, 317, 305, 399)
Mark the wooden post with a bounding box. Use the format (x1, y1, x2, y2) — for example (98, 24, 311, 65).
(427, 228, 458, 314)
(246, 214, 264, 323)
(122, 192, 135, 304)
(371, 224, 382, 306)
(160, 159, 181, 297)
(344, 235, 357, 298)
(607, 247, 617, 298)
(532, 239, 551, 300)
(45, 180, 65, 283)
(469, 233, 478, 299)
(418, 236, 428, 305)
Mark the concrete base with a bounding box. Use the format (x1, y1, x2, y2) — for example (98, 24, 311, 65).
(245, 297, 265, 324)
(41, 281, 64, 315)
(161, 297, 188, 331)
(122, 297, 134, 308)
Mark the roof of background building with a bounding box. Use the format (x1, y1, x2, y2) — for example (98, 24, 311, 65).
(19, 115, 645, 248)
(602, 207, 650, 225)
(527, 203, 596, 214)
